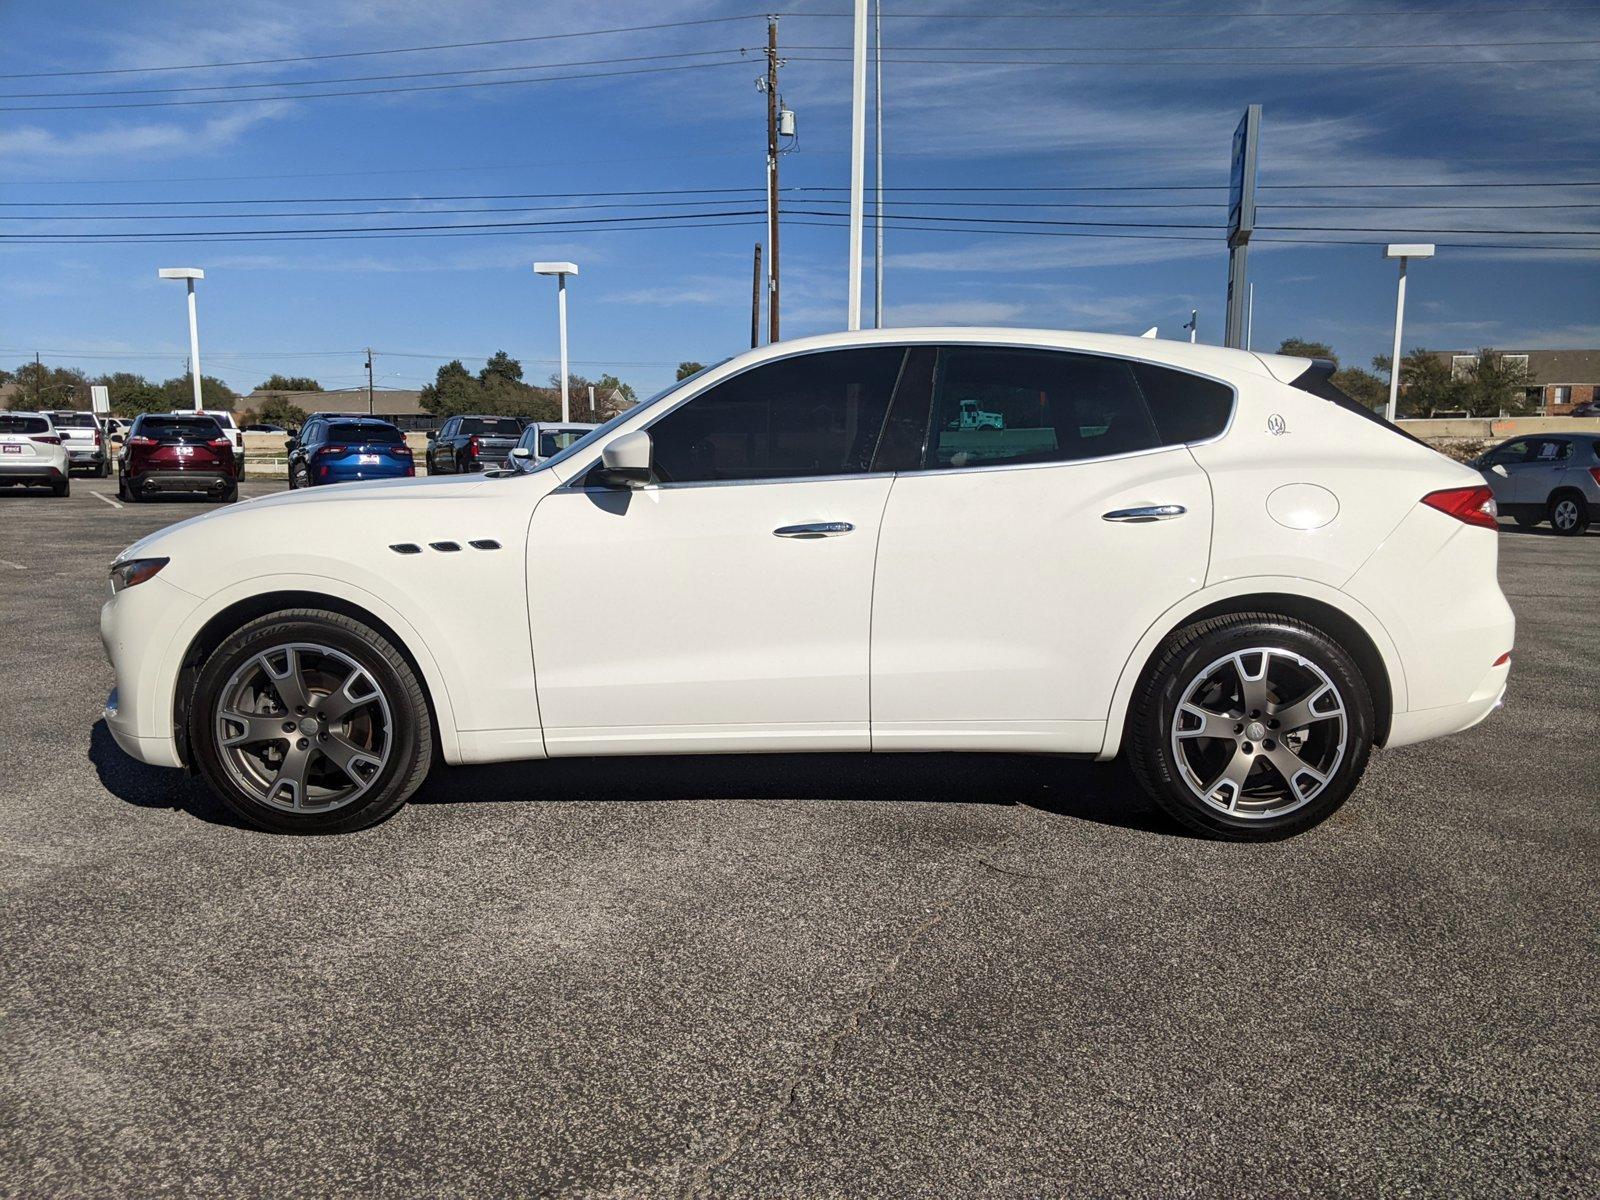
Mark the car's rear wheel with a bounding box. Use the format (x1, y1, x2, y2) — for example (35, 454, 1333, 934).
(51, 476, 70, 497)
(218, 482, 238, 504)
(1128, 612, 1374, 841)
(1548, 491, 1589, 536)
(189, 609, 433, 834)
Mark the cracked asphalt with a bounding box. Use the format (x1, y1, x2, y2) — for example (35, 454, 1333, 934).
(2, 476, 1597, 1197)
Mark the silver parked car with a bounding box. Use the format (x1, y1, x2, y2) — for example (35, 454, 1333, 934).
(509, 420, 598, 469)
(1473, 432, 1600, 535)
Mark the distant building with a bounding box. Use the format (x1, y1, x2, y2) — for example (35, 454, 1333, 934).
(1429, 349, 1600, 415)
(243, 386, 431, 430)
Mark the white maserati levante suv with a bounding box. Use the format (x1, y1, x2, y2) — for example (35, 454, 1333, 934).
(101, 330, 1513, 839)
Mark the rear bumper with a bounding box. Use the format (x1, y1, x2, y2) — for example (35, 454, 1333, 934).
(0, 460, 65, 482)
(1385, 661, 1509, 749)
(314, 465, 414, 484)
(130, 470, 234, 492)
(66, 447, 106, 463)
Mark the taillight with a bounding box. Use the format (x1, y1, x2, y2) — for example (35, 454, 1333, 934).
(130, 435, 157, 447)
(468, 435, 481, 456)
(30, 433, 61, 445)
(316, 444, 347, 456)
(1422, 485, 1499, 530)
(209, 436, 231, 448)
(394, 445, 413, 457)
(1589, 467, 1600, 487)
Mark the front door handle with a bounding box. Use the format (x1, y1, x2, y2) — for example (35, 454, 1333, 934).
(1102, 504, 1187, 523)
(773, 521, 855, 539)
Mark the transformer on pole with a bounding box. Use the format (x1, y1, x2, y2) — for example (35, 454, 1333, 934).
(1224, 105, 1261, 350)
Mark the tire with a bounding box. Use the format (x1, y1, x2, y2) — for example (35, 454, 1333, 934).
(1127, 612, 1375, 841)
(51, 477, 70, 497)
(1548, 492, 1590, 536)
(189, 608, 433, 834)
(117, 474, 129, 502)
(219, 482, 238, 504)
(1513, 514, 1541, 529)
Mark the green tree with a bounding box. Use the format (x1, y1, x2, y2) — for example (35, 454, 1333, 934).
(1276, 338, 1336, 363)
(1384, 348, 1463, 417)
(158, 374, 238, 411)
(255, 395, 309, 427)
(676, 361, 706, 381)
(1331, 365, 1386, 412)
(6, 361, 90, 409)
(1456, 348, 1535, 418)
(256, 374, 322, 392)
(479, 351, 524, 386)
(97, 371, 166, 416)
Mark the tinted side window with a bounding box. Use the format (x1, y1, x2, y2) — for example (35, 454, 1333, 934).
(1131, 362, 1233, 444)
(648, 347, 905, 483)
(1486, 440, 1530, 465)
(1531, 438, 1570, 463)
(926, 349, 1159, 470)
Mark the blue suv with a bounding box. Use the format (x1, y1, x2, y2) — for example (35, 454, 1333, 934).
(287, 417, 415, 488)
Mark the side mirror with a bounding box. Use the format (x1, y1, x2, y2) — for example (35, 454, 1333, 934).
(596, 430, 652, 489)
(285, 437, 299, 451)
(425, 429, 438, 441)
(510, 446, 531, 459)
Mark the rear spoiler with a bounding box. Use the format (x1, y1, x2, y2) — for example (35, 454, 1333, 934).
(1288, 358, 1429, 448)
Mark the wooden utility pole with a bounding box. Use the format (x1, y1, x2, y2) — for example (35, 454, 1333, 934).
(364, 348, 375, 415)
(764, 16, 781, 343)
(750, 243, 763, 348)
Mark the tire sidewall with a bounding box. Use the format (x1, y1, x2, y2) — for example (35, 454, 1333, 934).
(1133, 617, 1374, 840)
(190, 613, 428, 834)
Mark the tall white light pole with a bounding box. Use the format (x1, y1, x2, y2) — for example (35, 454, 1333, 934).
(534, 261, 578, 423)
(1383, 243, 1434, 422)
(846, 0, 868, 330)
(158, 267, 205, 411)
(872, 0, 884, 328)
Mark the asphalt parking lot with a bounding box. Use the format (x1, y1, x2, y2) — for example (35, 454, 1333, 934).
(2, 475, 1597, 1198)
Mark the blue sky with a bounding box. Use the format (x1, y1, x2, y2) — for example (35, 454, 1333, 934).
(2, 0, 1597, 400)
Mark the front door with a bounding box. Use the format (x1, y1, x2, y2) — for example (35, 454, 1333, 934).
(527, 346, 908, 756)
(870, 346, 1223, 754)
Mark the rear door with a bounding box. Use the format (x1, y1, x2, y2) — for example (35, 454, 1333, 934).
(1516, 437, 1571, 505)
(870, 346, 1222, 754)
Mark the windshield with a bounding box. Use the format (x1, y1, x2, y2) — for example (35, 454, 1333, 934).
(515, 361, 728, 477)
(49, 411, 96, 428)
(139, 417, 222, 440)
(539, 429, 591, 457)
(327, 422, 403, 444)
(461, 417, 522, 437)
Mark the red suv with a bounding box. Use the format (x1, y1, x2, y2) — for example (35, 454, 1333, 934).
(118, 412, 239, 503)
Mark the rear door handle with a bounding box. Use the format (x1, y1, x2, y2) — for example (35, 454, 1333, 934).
(773, 521, 855, 539)
(1102, 504, 1187, 523)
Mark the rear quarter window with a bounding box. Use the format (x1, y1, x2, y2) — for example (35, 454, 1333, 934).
(1130, 363, 1234, 444)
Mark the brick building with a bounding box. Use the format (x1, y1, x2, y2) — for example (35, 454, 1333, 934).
(1430, 349, 1600, 415)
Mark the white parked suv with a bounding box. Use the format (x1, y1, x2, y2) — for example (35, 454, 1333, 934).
(101, 330, 1514, 839)
(0, 411, 71, 495)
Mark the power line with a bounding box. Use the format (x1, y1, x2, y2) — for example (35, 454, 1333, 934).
(792, 7, 1600, 18)
(786, 53, 1600, 67)
(0, 48, 756, 99)
(791, 38, 1600, 51)
(0, 15, 766, 79)
(0, 59, 753, 111)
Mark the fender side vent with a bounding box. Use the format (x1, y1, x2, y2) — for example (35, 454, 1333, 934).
(389, 543, 422, 555)
(469, 539, 501, 551)
(429, 541, 462, 552)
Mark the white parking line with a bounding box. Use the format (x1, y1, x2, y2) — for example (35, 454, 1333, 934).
(92, 491, 123, 509)
(0, 559, 22, 570)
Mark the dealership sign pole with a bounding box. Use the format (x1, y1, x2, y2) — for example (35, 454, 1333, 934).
(1224, 106, 1260, 350)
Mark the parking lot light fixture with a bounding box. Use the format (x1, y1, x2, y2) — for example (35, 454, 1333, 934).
(534, 262, 578, 423)
(158, 267, 206, 412)
(1383, 244, 1434, 423)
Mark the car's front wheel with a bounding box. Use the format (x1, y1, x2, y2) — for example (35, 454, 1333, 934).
(1127, 612, 1374, 841)
(189, 609, 433, 833)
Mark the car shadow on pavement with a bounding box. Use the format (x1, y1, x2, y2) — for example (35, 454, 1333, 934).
(89, 719, 1179, 836)
(414, 751, 1181, 836)
(88, 720, 244, 828)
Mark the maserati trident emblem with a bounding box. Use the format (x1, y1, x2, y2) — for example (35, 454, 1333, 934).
(1267, 413, 1288, 436)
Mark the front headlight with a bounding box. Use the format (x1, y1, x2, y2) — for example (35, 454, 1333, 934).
(109, 557, 169, 594)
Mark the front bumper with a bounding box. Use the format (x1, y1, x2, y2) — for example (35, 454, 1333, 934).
(101, 575, 203, 768)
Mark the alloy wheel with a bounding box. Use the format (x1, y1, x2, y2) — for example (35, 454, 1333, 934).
(213, 642, 392, 813)
(1170, 647, 1347, 820)
(1552, 498, 1580, 532)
